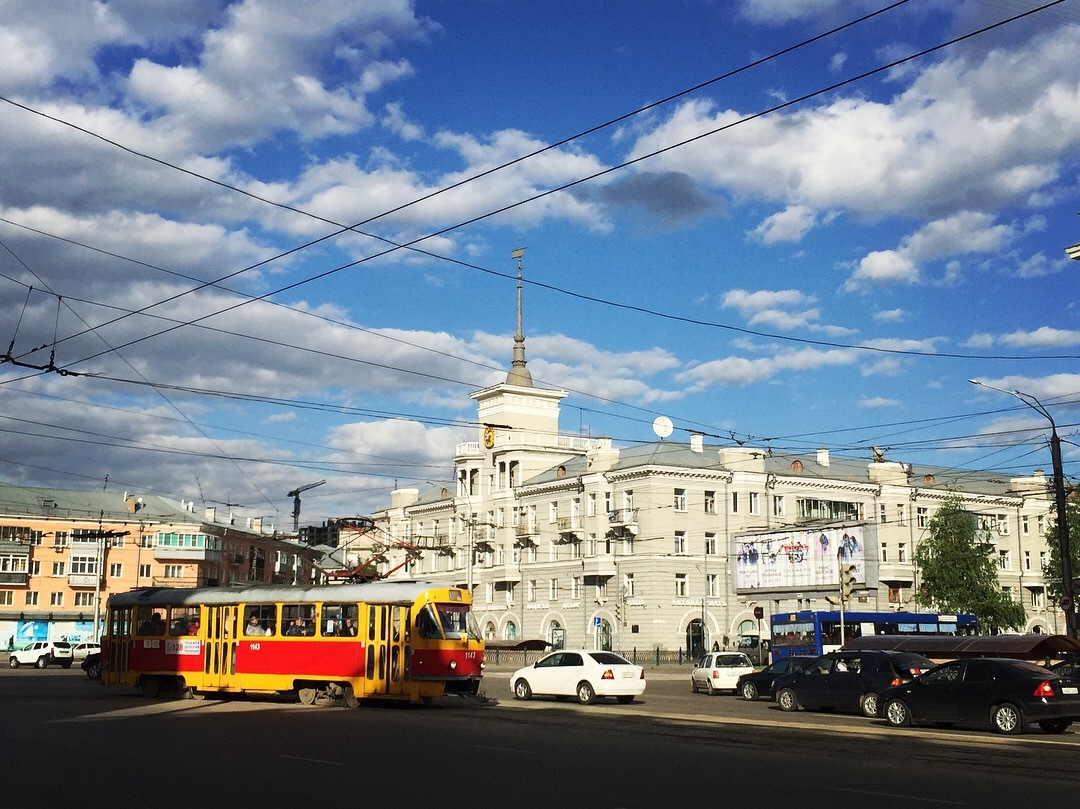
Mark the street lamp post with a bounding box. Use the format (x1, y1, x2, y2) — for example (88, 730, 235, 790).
(969, 379, 1075, 638)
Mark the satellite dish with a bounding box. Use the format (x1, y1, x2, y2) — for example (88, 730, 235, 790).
(652, 415, 674, 439)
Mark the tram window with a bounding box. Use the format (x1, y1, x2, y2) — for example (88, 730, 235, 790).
(321, 604, 359, 636)
(244, 605, 277, 636)
(417, 605, 442, 639)
(282, 604, 316, 636)
(169, 606, 201, 636)
(136, 607, 166, 635)
(436, 603, 481, 640)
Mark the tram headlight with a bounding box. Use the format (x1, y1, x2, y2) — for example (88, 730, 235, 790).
(449, 660, 458, 670)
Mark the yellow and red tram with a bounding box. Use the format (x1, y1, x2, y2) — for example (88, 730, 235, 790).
(101, 581, 485, 706)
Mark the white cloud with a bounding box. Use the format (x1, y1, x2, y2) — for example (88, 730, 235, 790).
(859, 397, 897, 408)
(626, 27, 1080, 222)
(748, 205, 817, 244)
(844, 250, 918, 291)
(874, 309, 906, 322)
(1000, 327, 1080, 348)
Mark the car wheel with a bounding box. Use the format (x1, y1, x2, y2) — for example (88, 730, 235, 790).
(691, 678, 699, 694)
(859, 692, 880, 718)
(777, 687, 801, 712)
(740, 681, 759, 701)
(9, 657, 19, 669)
(991, 703, 1023, 735)
(883, 698, 912, 727)
(85, 660, 101, 680)
(576, 681, 596, 705)
(705, 679, 717, 696)
(1038, 719, 1071, 734)
(616, 695, 635, 704)
(35, 655, 49, 669)
(513, 678, 532, 700)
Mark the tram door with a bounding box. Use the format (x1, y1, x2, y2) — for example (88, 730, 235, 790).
(105, 607, 133, 685)
(365, 604, 406, 696)
(204, 605, 239, 689)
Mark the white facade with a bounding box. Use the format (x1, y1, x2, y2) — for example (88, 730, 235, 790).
(372, 379, 1063, 654)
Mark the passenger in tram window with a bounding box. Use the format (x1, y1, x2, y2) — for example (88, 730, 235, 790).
(139, 612, 166, 635)
(245, 614, 265, 636)
(341, 618, 358, 637)
(285, 617, 306, 636)
(188, 622, 200, 635)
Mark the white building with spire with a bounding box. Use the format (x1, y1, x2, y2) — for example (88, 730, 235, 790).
(372, 255, 1064, 655)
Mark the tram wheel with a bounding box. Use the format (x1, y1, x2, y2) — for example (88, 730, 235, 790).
(141, 677, 162, 699)
(342, 684, 359, 709)
(298, 686, 318, 706)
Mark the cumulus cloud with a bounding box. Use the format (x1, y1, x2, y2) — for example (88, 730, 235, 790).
(1000, 327, 1080, 348)
(748, 205, 817, 244)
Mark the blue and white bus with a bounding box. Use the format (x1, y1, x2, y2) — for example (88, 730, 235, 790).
(770, 610, 979, 659)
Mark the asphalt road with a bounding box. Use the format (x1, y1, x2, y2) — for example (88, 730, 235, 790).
(2, 666, 1078, 809)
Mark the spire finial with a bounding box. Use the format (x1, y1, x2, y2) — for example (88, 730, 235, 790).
(505, 247, 532, 387)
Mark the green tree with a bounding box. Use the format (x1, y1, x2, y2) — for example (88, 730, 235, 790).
(914, 495, 1027, 633)
(1041, 496, 1080, 603)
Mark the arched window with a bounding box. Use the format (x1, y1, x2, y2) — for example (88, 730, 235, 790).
(686, 618, 706, 657)
(503, 621, 518, 641)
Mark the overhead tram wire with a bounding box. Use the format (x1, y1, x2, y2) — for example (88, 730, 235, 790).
(1, 1, 920, 369)
(31, 0, 1075, 376)
(1, 2, 1071, 474)
(0, 236, 279, 510)
(0, 0, 917, 313)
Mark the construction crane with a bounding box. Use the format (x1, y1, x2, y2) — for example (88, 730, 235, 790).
(288, 480, 325, 531)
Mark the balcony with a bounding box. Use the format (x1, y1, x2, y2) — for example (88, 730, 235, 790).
(68, 573, 100, 588)
(607, 509, 638, 538)
(0, 571, 29, 586)
(155, 547, 221, 562)
(151, 575, 201, 587)
(607, 509, 638, 526)
(514, 522, 537, 538)
(556, 517, 582, 544)
(877, 563, 914, 584)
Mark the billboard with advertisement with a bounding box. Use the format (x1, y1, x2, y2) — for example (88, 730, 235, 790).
(734, 523, 875, 593)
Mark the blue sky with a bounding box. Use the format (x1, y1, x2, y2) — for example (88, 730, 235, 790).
(0, 0, 1078, 527)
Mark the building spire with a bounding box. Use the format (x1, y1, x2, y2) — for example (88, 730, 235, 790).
(505, 247, 533, 387)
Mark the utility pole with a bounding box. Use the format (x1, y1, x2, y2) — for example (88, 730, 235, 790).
(970, 380, 1075, 638)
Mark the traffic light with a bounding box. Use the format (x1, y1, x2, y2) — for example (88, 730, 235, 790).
(615, 601, 622, 624)
(840, 564, 857, 600)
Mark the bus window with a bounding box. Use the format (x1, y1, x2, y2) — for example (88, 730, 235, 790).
(435, 603, 481, 641)
(169, 607, 201, 636)
(417, 605, 441, 639)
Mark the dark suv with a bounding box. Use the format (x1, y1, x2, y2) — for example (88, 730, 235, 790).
(772, 649, 934, 717)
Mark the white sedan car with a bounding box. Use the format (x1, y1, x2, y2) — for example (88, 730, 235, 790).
(510, 649, 647, 705)
(72, 641, 100, 661)
(690, 651, 755, 695)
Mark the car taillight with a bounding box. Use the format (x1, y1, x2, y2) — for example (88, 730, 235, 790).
(602, 669, 615, 680)
(1034, 681, 1055, 698)
(889, 677, 902, 687)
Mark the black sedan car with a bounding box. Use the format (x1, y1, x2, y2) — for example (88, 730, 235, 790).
(878, 657, 1080, 735)
(81, 651, 101, 680)
(736, 655, 815, 701)
(773, 649, 934, 717)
